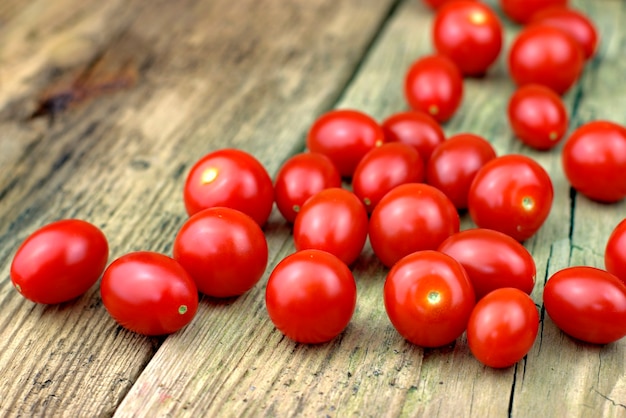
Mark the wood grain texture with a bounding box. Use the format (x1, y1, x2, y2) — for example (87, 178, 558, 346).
(0, 0, 625, 416)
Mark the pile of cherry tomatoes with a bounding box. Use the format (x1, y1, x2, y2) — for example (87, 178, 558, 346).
(9, 0, 626, 369)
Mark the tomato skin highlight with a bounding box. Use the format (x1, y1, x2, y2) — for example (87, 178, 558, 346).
(265, 249, 357, 344)
(306, 109, 385, 178)
(438, 228, 536, 300)
(273, 152, 341, 223)
(404, 54, 464, 123)
(173, 207, 268, 298)
(101, 251, 199, 336)
(468, 154, 554, 242)
(10, 219, 109, 304)
(369, 183, 460, 268)
(293, 188, 368, 266)
(384, 251, 476, 348)
(606, 219, 626, 285)
(562, 120, 626, 203)
(183, 148, 274, 226)
(543, 267, 626, 344)
(467, 288, 538, 368)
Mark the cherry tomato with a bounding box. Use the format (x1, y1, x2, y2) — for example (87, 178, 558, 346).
(273, 152, 341, 223)
(384, 250, 475, 347)
(544, 266, 626, 344)
(352, 142, 425, 213)
(426, 133, 496, 210)
(562, 121, 626, 203)
(381, 111, 445, 162)
(183, 148, 274, 226)
(508, 25, 584, 95)
(499, 0, 568, 24)
(531, 7, 598, 60)
(369, 183, 460, 268)
(293, 188, 368, 266)
(10, 219, 109, 304)
(404, 54, 464, 123)
(101, 251, 198, 336)
(606, 219, 626, 285)
(173, 207, 268, 298)
(306, 109, 385, 178)
(438, 228, 536, 300)
(507, 84, 568, 150)
(433, 1, 503, 76)
(422, 0, 475, 10)
(265, 249, 357, 344)
(467, 288, 538, 368)
(468, 154, 554, 241)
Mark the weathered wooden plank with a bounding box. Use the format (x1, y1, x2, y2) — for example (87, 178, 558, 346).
(0, 0, 396, 416)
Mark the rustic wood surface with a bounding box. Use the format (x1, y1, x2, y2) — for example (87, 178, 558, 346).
(1, 0, 625, 416)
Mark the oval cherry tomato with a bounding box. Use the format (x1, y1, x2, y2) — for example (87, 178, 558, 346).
(384, 250, 475, 348)
(101, 251, 199, 336)
(422, 0, 475, 10)
(562, 120, 626, 203)
(508, 25, 584, 95)
(531, 7, 598, 60)
(404, 54, 464, 123)
(369, 183, 460, 268)
(10, 219, 109, 304)
(173, 207, 268, 298)
(433, 1, 503, 76)
(468, 154, 554, 241)
(499, 0, 568, 24)
(426, 133, 496, 210)
(265, 249, 357, 344)
(438, 228, 536, 300)
(606, 219, 626, 284)
(273, 152, 341, 223)
(381, 110, 445, 162)
(507, 84, 568, 150)
(352, 142, 425, 213)
(544, 267, 626, 344)
(293, 188, 368, 266)
(183, 148, 274, 226)
(467, 288, 538, 368)
(306, 109, 385, 177)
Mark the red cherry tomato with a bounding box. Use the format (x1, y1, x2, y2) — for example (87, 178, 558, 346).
(183, 148, 274, 226)
(273, 152, 341, 223)
(467, 288, 538, 368)
(468, 154, 554, 241)
(433, 1, 503, 76)
(10, 219, 109, 304)
(438, 228, 536, 300)
(507, 84, 568, 150)
(404, 54, 464, 123)
(381, 111, 445, 162)
(426, 133, 496, 210)
(265, 249, 357, 344)
(101, 251, 199, 336)
(293, 188, 368, 266)
(606, 219, 626, 284)
(544, 267, 626, 344)
(499, 0, 568, 24)
(173, 207, 268, 298)
(531, 7, 598, 60)
(562, 121, 626, 203)
(422, 0, 475, 10)
(306, 109, 385, 177)
(369, 183, 460, 268)
(384, 250, 475, 347)
(352, 142, 425, 213)
(508, 25, 584, 95)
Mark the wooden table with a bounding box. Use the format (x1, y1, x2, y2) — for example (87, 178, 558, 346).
(1, 0, 625, 416)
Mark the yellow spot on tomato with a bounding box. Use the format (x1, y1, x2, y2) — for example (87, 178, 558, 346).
(427, 291, 441, 304)
(428, 105, 439, 116)
(522, 196, 535, 212)
(178, 305, 188, 315)
(375, 139, 384, 147)
(14, 284, 22, 294)
(201, 167, 219, 184)
(549, 131, 558, 141)
(469, 11, 487, 25)
(363, 198, 372, 207)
